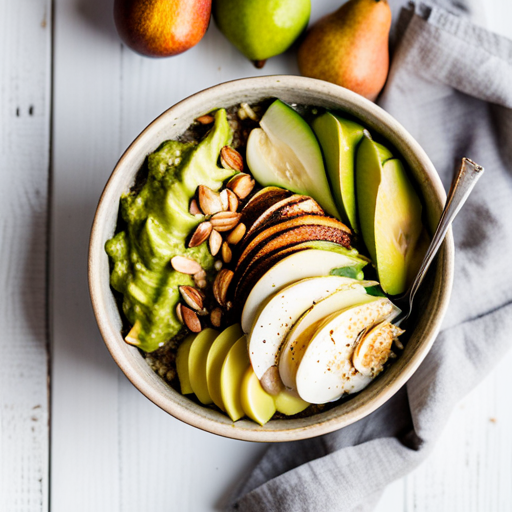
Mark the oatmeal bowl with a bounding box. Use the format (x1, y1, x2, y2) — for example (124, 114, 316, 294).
(88, 76, 454, 442)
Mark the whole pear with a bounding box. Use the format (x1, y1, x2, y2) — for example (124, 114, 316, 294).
(298, 0, 391, 100)
(213, 0, 310, 68)
(114, 0, 212, 58)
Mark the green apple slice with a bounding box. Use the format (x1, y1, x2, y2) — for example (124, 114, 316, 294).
(248, 275, 359, 382)
(241, 247, 369, 333)
(296, 298, 400, 404)
(220, 335, 250, 422)
(247, 100, 340, 219)
(176, 333, 196, 395)
(357, 134, 423, 295)
(240, 366, 276, 426)
(312, 112, 365, 232)
(206, 323, 244, 411)
(188, 328, 219, 405)
(279, 284, 378, 393)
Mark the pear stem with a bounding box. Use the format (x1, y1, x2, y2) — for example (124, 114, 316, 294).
(252, 59, 267, 69)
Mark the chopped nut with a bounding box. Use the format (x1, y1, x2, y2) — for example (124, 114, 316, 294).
(210, 307, 222, 328)
(171, 255, 202, 275)
(196, 279, 207, 289)
(227, 173, 255, 199)
(209, 229, 223, 256)
(221, 241, 232, 263)
(240, 102, 258, 121)
(176, 303, 184, 323)
(226, 223, 246, 245)
(198, 185, 223, 215)
(196, 114, 214, 124)
(189, 221, 213, 247)
(220, 189, 229, 211)
(220, 146, 244, 172)
(182, 306, 202, 333)
(196, 307, 209, 316)
(210, 211, 241, 232)
(213, 269, 234, 306)
(194, 269, 207, 281)
(226, 189, 239, 212)
(214, 260, 223, 271)
(179, 286, 204, 311)
(189, 199, 202, 216)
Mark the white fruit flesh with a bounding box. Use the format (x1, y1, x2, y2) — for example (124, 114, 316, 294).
(279, 284, 378, 393)
(296, 298, 400, 404)
(241, 249, 368, 333)
(248, 276, 357, 381)
(246, 100, 340, 219)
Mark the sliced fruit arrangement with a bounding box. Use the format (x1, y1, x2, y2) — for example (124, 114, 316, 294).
(107, 98, 427, 427)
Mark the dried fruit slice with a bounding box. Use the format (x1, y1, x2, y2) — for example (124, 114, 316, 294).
(240, 187, 292, 227)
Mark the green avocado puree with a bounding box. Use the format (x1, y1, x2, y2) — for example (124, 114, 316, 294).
(105, 109, 235, 352)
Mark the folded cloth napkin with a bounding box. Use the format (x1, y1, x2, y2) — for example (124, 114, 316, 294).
(226, 2, 512, 511)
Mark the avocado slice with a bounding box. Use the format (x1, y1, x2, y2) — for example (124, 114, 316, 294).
(246, 100, 340, 219)
(105, 109, 236, 352)
(312, 112, 365, 232)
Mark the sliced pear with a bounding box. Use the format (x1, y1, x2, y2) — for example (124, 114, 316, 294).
(248, 275, 358, 381)
(279, 284, 378, 392)
(352, 322, 404, 378)
(247, 100, 340, 219)
(220, 335, 250, 422)
(241, 249, 369, 333)
(206, 323, 244, 411)
(188, 328, 219, 405)
(240, 366, 276, 426)
(296, 298, 400, 404)
(176, 333, 196, 395)
(274, 390, 309, 416)
(312, 112, 365, 232)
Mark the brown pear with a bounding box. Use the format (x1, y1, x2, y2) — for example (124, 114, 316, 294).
(114, 0, 212, 58)
(297, 0, 391, 101)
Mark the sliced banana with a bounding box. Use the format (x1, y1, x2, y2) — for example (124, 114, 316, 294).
(352, 322, 404, 378)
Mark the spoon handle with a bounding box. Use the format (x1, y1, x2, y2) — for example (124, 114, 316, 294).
(408, 158, 484, 304)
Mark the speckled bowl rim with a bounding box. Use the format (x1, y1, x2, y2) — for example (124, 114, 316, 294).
(89, 76, 454, 443)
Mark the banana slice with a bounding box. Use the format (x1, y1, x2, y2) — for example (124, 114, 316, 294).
(352, 322, 404, 378)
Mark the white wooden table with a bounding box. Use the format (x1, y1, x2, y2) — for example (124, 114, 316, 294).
(1, 1, 511, 510)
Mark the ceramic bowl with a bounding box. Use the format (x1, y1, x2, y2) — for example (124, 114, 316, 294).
(89, 76, 454, 442)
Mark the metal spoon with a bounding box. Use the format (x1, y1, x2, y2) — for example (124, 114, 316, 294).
(393, 157, 484, 326)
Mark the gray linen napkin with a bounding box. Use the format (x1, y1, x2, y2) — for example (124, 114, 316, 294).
(226, 2, 512, 511)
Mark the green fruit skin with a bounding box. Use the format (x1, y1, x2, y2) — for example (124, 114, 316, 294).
(213, 0, 311, 61)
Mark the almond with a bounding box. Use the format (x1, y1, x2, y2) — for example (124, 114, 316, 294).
(220, 146, 244, 172)
(196, 114, 214, 124)
(182, 306, 202, 333)
(221, 242, 232, 264)
(213, 269, 234, 306)
(210, 307, 222, 328)
(227, 173, 255, 199)
(210, 211, 241, 232)
(175, 303, 184, 323)
(171, 255, 202, 275)
(226, 189, 239, 212)
(189, 199, 202, 216)
(179, 286, 203, 311)
(188, 221, 213, 248)
(209, 229, 223, 256)
(198, 185, 223, 215)
(226, 223, 246, 245)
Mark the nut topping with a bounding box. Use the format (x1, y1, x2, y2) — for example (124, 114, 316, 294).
(210, 211, 241, 232)
(210, 307, 222, 328)
(189, 199, 202, 216)
(221, 242, 232, 264)
(179, 286, 204, 311)
(198, 185, 223, 215)
(227, 173, 255, 199)
(226, 189, 239, 212)
(182, 306, 202, 333)
(196, 114, 214, 124)
(171, 255, 202, 275)
(220, 189, 229, 211)
(226, 223, 246, 245)
(220, 146, 244, 172)
(175, 303, 184, 323)
(213, 269, 234, 306)
(209, 229, 223, 256)
(188, 221, 213, 247)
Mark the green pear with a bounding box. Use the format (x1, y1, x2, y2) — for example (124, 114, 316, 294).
(356, 134, 423, 295)
(213, 0, 311, 67)
(312, 112, 365, 232)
